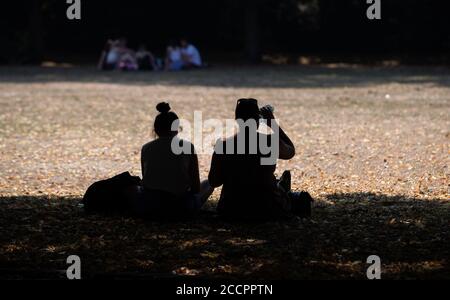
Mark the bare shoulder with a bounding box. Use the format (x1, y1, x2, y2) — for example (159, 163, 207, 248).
(141, 140, 155, 152)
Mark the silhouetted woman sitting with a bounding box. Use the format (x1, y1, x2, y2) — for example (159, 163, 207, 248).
(134, 102, 213, 219)
(208, 98, 312, 220)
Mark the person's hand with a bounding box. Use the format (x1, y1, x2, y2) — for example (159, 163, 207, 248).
(260, 106, 275, 120)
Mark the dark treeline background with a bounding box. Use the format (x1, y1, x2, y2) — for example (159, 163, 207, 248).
(2, 0, 450, 64)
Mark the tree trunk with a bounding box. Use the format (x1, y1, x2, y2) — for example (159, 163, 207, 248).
(28, 0, 45, 63)
(318, 0, 335, 33)
(244, 0, 261, 63)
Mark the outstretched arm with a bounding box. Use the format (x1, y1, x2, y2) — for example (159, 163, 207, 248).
(190, 152, 201, 194)
(208, 151, 224, 188)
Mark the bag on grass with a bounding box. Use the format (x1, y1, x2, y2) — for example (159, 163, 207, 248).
(290, 191, 314, 218)
(82, 172, 141, 214)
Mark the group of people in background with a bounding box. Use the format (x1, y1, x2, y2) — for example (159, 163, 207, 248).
(98, 37, 202, 71)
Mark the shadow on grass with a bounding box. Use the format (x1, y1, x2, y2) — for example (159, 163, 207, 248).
(0, 65, 450, 88)
(0, 193, 448, 279)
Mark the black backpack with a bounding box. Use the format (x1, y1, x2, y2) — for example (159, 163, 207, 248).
(291, 191, 314, 218)
(82, 172, 141, 214)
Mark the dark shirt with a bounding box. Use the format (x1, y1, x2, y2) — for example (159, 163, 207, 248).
(208, 133, 283, 219)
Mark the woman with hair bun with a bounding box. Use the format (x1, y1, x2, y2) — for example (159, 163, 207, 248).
(135, 102, 213, 218)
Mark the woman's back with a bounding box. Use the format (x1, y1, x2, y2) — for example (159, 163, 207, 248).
(141, 136, 195, 197)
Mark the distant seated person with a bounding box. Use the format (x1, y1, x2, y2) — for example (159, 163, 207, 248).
(180, 38, 202, 69)
(136, 45, 157, 71)
(98, 37, 135, 71)
(165, 40, 183, 71)
(98, 39, 118, 70)
(118, 52, 138, 71)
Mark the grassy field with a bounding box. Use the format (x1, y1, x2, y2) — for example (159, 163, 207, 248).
(0, 65, 449, 279)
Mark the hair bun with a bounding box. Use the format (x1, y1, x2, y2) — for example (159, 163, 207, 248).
(156, 102, 171, 113)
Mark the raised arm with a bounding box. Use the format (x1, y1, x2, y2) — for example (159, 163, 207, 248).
(260, 106, 296, 160)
